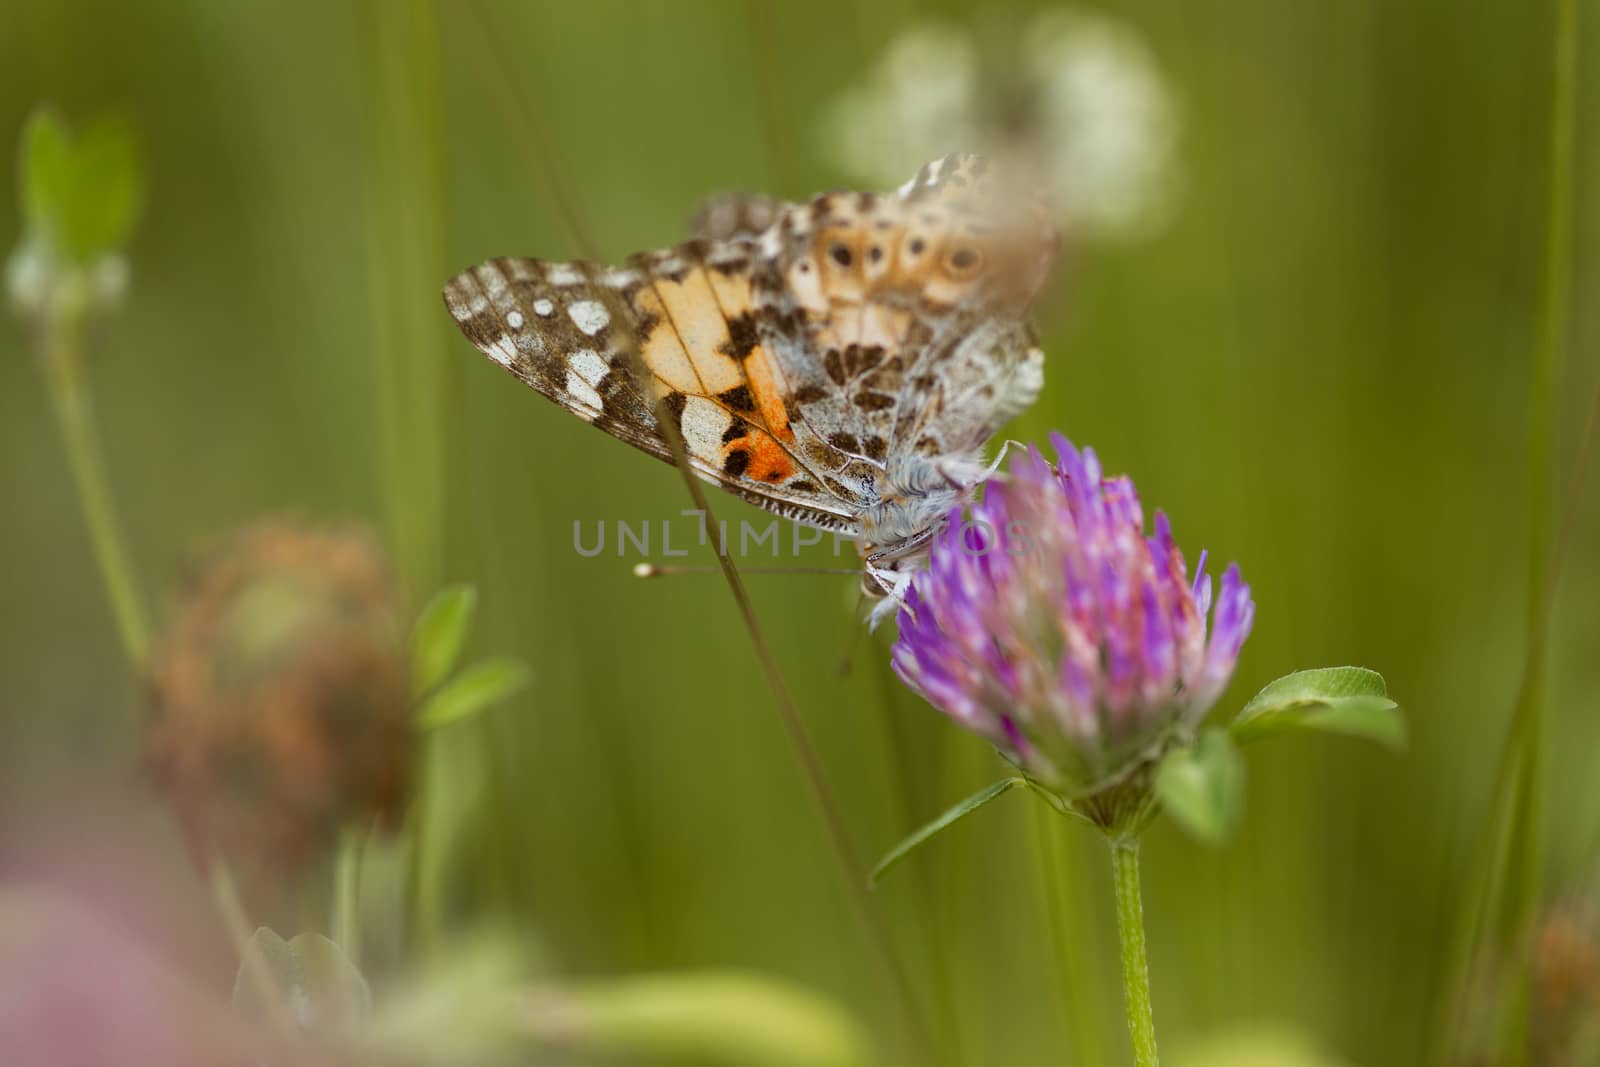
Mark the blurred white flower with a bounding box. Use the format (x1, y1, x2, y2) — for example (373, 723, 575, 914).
(827, 24, 982, 189)
(1024, 9, 1179, 235)
(824, 8, 1180, 241)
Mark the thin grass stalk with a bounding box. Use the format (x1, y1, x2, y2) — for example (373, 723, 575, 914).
(361, 0, 452, 950)
(1033, 804, 1109, 1066)
(1438, 0, 1578, 1060)
(461, 3, 938, 1056)
(871, 656, 964, 1067)
(752, 6, 955, 1047)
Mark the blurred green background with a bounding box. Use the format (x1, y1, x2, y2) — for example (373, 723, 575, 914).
(2, 1, 1598, 1065)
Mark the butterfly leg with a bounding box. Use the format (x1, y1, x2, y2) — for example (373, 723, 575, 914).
(931, 440, 1025, 494)
(862, 555, 919, 631)
(975, 438, 1028, 485)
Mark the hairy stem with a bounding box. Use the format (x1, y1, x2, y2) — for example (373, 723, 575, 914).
(1112, 841, 1160, 1067)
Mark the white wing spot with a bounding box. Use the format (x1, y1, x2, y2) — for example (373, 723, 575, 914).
(477, 264, 508, 296)
(534, 298, 554, 316)
(565, 370, 602, 415)
(506, 310, 525, 329)
(487, 335, 518, 367)
(546, 263, 582, 286)
(565, 347, 607, 414)
(469, 294, 490, 315)
(569, 300, 610, 336)
(679, 396, 733, 464)
(569, 348, 609, 388)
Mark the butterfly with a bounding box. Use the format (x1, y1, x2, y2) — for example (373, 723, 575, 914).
(442, 154, 1060, 621)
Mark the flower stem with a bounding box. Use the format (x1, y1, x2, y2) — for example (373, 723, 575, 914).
(31, 283, 298, 1044)
(209, 857, 296, 1037)
(40, 306, 150, 668)
(333, 826, 365, 965)
(1111, 840, 1159, 1067)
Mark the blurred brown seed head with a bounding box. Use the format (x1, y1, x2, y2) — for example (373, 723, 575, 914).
(1533, 911, 1600, 1065)
(144, 521, 413, 877)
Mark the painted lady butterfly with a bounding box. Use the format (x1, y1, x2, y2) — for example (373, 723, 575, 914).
(442, 154, 1060, 618)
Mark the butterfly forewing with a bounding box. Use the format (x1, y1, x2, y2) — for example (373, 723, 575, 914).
(443, 247, 859, 530)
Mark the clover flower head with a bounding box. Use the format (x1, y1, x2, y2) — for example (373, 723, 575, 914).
(892, 436, 1253, 796)
(144, 521, 413, 875)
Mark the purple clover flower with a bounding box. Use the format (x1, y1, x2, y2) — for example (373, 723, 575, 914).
(892, 435, 1254, 796)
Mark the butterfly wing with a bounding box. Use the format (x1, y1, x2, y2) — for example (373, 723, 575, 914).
(751, 153, 1057, 478)
(442, 154, 1060, 543)
(443, 248, 860, 531)
(690, 191, 788, 242)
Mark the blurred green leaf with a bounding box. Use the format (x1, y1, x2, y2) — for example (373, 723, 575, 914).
(15, 106, 142, 265)
(1171, 1021, 1358, 1067)
(520, 970, 870, 1067)
(19, 110, 69, 240)
(231, 928, 371, 1038)
(410, 583, 478, 694)
(64, 121, 141, 261)
(363, 934, 529, 1067)
(1156, 729, 1244, 845)
(1231, 666, 1405, 749)
(870, 777, 1025, 886)
(416, 656, 529, 730)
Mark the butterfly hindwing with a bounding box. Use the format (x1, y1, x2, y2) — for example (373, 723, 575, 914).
(752, 156, 1052, 475)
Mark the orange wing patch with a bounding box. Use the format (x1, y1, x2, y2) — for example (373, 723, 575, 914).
(633, 270, 742, 396)
(626, 262, 803, 487)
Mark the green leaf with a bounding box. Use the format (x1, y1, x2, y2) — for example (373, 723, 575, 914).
(231, 928, 371, 1038)
(16, 107, 142, 264)
(410, 584, 478, 694)
(1155, 729, 1245, 846)
(870, 777, 1026, 886)
(416, 656, 530, 730)
(1231, 666, 1405, 750)
(65, 120, 142, 261)
(19, 109, 70, 240)
(518, 970, 870, 1067)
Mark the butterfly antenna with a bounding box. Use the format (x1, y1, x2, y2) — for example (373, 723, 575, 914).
(633, 563, 858, 578)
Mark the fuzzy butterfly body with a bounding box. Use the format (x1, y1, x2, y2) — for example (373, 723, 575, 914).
(443, 155, 1060, 611)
